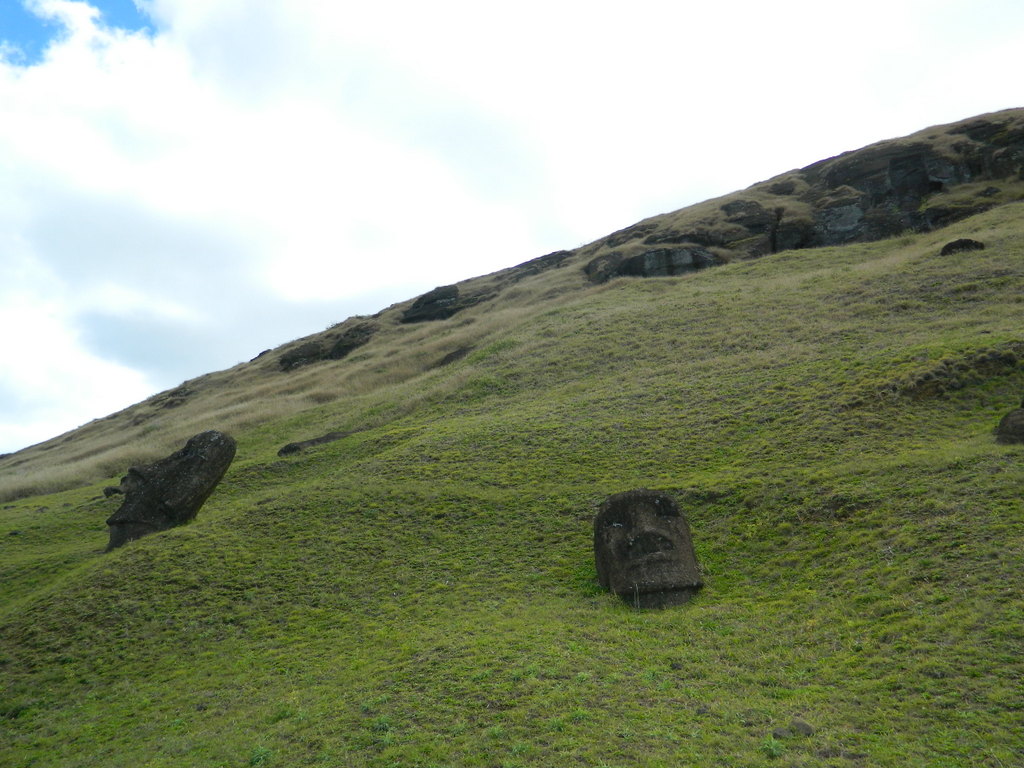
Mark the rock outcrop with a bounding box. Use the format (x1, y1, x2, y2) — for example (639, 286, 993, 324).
(278, 430, 350, 457)
(105, 431, 237, 550)
(582, 108, 1024, 271)
(940, 238, 986, 256)
(279, 341, 325, 372)
(585, 246, 722, 283)
(279, 320, 377, 371)
(400, 285, 491, 323)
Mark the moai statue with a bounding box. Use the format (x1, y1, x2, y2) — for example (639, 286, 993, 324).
(594, 489, 703, 608)
(105, 431, 237, 551)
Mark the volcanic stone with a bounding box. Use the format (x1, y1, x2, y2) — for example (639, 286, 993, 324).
(105, 431, 237, 550)
(593, 489, 703, 608)
(400, 285, 465, 323)
(940, 238, 986, 256)
(278, 430, 350, 457)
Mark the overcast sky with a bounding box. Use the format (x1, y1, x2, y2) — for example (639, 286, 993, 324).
(1, 0, 1022, 453)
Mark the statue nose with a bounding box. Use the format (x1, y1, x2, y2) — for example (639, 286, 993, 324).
(626, 531, 675, 556)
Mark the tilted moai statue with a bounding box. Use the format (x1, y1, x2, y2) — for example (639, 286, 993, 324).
(105, 430, 237, 551)
(594, 489, 703, 608)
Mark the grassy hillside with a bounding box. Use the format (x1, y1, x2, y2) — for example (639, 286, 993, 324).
(2, 203, 1024, 767)
(5, 108, 1023, 505)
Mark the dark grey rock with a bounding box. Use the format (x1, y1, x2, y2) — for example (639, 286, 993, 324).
(105, 431, 236, 550)
(325, 322, 376, 360)
(501, 250, 572, 281)
(279, 341, 324, 372)
(400, 285, 489, 323)
(278, 431, 350, 457)
(940, 238, 986, 256)
(584, 247, 721, 283)
(643, 229, 722, 247)
(278, 321, 377, 372)
(587, 111, 1024, 261)
(721, 199, 774, 232)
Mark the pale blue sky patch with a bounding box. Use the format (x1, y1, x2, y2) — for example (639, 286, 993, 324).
(0, 0, 151, 65)
(0, 0, 59, 63)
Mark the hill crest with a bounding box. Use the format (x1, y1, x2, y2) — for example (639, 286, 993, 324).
(1, 107, 1023, 500)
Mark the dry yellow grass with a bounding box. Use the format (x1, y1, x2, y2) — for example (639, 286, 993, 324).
(0, 256, 591, 501)
(4, 107, 1022, 501)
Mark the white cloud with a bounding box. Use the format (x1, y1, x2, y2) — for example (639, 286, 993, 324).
(1, 0, 1023, 451)
(0, 284, 156, 449)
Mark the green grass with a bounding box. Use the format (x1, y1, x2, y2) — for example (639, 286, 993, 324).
(2, 204, 1024, 766)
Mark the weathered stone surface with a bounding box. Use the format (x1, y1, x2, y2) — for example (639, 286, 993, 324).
(940, 238, 986, 256)
(105, 431, 237, 550)
(996, 400, 1024, 444)
(278, 430, 350, 457)
(584, 247, 721, 283)
(800, 121, 1023, 242)
(400, 284, 490, 323)
(773, 215, 816, 252)
(583, 109, 1024, 263)
(278, 321, 377, 371)
(150, 385, 193, 410)
(593, 490, 703, 608)
(325, 322, 376, 360)
(721, 199, 776, 234)
(279, 341, 324, 372)
(644, 229, 722, 247)
(501, 250, 572, 281)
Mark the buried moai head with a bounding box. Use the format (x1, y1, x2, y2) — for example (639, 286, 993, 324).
(593, 490, 703, 609)
(105, 430, 237, 551)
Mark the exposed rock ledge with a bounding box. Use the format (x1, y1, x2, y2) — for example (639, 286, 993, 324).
(582, 107, 1024, 280)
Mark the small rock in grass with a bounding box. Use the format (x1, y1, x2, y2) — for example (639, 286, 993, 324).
(939, 238, 985, 256)
(790, 717, 815, 736)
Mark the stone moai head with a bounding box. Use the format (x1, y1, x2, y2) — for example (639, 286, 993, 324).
(105, 430, 237, 551)
(593, 489, 702, 608)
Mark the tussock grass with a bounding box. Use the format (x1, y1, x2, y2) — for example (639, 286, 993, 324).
(2, 204, 1024, 766)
